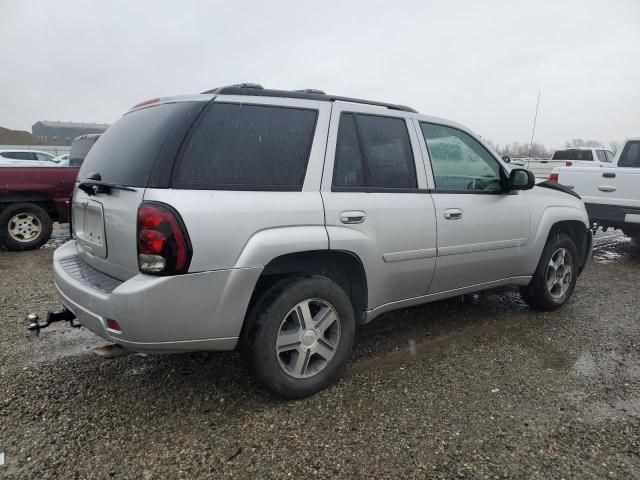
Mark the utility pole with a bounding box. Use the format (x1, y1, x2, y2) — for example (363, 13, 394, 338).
(529, 91, 541, 159)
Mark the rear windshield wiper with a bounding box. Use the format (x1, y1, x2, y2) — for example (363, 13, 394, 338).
(78, 179, 136, 196)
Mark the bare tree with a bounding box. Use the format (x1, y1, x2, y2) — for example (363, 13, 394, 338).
(609, 141, 621, 154)
(565, 139, 604, 148)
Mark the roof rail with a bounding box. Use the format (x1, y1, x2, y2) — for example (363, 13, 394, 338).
(202, 83, 263, 94)
(200, 84, 417, 113)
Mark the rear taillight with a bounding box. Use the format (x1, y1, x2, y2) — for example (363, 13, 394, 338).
(565, 161, 573, 167)
(550, 173, 559, 183)
(137, 202, 192, 275)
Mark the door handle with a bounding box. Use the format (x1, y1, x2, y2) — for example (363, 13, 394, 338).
(444, 208, 463, 220)
(598, 186, 616, 192)
(603, 172, 616, 178)
(340, 211, 366, 224)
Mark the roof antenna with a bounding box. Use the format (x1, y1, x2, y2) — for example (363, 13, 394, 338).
(528, 91, 541, 159)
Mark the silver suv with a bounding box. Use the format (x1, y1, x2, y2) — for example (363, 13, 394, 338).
(53, 84, 592, 398)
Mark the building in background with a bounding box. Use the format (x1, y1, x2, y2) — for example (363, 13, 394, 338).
(31, 121, 110, 145)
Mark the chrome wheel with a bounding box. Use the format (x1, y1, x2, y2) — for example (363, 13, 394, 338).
(275, 298, 341, 379)
(546, 247, 573, 299)
(8, 213, 42, 243)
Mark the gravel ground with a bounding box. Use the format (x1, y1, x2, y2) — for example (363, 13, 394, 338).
(1, 229, 640, 479)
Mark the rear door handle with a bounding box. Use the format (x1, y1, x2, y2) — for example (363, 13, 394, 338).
(598, 186, 617, 192)
(340, 211, 366, 224)
(444, 208, 463, 220)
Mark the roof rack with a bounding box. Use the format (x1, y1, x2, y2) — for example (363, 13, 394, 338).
(201, 84, 417, 113)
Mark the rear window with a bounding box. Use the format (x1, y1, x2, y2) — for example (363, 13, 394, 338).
(78, 102, 198, 186)
(552, 149, 593, 161)
(172, 103, 318, 190)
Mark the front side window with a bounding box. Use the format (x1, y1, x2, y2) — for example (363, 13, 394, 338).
(596, 150, 607, 162)
(420, 123, 502, 192)
(605, 151, 615, 162)
(36, 152, 53, 161)
(619, 141, 640, 168)
(332, 113, 417, 190)
(173, 103, 317, 190)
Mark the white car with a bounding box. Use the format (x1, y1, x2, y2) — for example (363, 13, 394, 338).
(551, 138, 639, 239)
(0, 149, 58, 167)
(52, 153, 71, 166)
(514, 148, 614, 179)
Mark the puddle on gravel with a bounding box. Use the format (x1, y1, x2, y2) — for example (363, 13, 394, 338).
(592, 231, 638, 264)
(41, 223, 70, 249)
(14, 326, 107, 370)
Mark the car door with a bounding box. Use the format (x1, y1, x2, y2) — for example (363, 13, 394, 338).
(416, 121, 531, 293)
(611, 141, 640, 211)
(321, 103, 437, 310)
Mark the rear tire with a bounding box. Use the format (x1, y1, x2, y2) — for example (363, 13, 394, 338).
(0, 203, 52, 251)
(241, 275, 356, 399)
(520, 233, 579, 311)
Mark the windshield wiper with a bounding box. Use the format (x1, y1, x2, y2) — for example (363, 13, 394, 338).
(78, 179, 136, 196)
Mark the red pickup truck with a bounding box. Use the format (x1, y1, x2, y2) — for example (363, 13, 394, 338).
(0, 167, 79, 250)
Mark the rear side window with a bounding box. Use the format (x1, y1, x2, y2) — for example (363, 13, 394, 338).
(332, 113, 417, 190)
(173, 103, 317, 190)
(79, 102, 199, 186)
(619, 141, 640, 168)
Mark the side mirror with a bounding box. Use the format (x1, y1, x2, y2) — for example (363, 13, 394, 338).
(502, 155, 511, 163)
(508, 168, 535, 191)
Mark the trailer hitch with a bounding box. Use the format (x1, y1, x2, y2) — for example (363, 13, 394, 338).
(26, 308, 81, 335)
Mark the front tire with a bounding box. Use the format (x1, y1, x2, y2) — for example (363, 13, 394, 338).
(0, 203, 52, 251)
(242, 276, 356, 399)
(520, 233, 579, 311)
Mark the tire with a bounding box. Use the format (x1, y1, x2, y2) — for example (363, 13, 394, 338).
(242, 275, 356, 399)
(0, 203, 53, 251)
(519, 233, 579, 311)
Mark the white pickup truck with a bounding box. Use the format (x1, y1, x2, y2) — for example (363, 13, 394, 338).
(551, 138, 640, 239)
(511, 147, 614, 179)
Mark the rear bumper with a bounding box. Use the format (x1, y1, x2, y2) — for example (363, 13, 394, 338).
(53, 241, 261, 352)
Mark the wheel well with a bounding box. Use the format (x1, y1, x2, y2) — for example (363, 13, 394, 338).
(248, 250, 368, 322)
(549, 220, 589, 268)
(0, 193, 58, 221)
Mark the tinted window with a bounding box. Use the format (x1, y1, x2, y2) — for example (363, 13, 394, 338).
(332, 113, 417, 190)
(70, 137, 100, 167)
(333, 114, 364, 188)
(3, 151, 37, 160)
(596, 150, 607, 162)
(173, 103, 317, 190)
(421, 123, 502, 192)
(79, 102, 198, 186)
(357, 114, 416, 188)
(552, 149, 593, 161)
(619, 141, 640, 168)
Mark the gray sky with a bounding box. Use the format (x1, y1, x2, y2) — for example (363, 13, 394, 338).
(1, 0, 638, 148)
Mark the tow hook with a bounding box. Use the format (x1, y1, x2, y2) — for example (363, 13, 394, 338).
(26, 308, 81, 334)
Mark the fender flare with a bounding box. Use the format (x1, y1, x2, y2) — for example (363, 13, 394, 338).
(525, 205, 590, 274)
